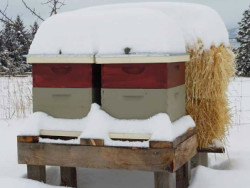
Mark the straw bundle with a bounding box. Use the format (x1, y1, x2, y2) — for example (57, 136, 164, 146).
(186, 40, 235, 148)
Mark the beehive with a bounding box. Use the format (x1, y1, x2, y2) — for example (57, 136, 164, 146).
(27, 55, 97, 119)
(98, 53, 189, 121)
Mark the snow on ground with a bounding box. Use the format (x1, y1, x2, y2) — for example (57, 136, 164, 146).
(29, 2, 228, 55)
(20, 104, 195, 147)
(0, 77, 249, 188)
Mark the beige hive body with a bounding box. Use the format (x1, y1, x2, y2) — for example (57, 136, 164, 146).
(101, 86, 185, 121)
(29, 55, 96, 119)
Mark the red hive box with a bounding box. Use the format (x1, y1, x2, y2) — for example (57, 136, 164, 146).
(97, 54, 189, 121)
(102, 62, 185, 89)
(28, 55, 96, 119)
(33, 64, 93, 88)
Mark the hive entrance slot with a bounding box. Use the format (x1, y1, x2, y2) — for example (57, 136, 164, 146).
(109, 133, 152, 142)
(39, 130, 82, 140)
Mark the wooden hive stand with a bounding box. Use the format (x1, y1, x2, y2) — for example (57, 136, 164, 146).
(17, 127, 197, 188)
(192, 147, 225, 167)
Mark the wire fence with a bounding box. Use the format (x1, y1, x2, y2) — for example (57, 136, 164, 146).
(228, 77, 250, 126)
(0, 76, 248, 126)
(0, 76, 32, 119)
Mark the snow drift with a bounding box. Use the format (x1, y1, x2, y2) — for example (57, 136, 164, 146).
(20, 104, 195, 147)
(29, 2, 229, 55)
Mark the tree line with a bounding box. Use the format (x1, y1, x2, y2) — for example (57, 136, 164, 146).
(236, 5, 250, 77)
(0, 16, 38, 75)
(0, 1, 249, 76)
(0, 0, 65, 76)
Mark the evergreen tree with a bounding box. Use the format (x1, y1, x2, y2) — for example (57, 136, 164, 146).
(0, 31, 3, 52)
(236, 5, 250, 76)
(0, 30, 6, 73)
(30, 21, 39, 39)
(0, 15, 32, 75)
(13, 15, 32, 74)
(0, 23, 16, 75)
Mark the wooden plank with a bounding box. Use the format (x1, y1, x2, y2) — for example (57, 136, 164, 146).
(172, 127, 196, 148)
(27, 56, 94, 64)
(198, 147, 225, 153)
(80, 139, 104, 146)
(150, 127, 196, 149)
(109, 133, 151, 141)
(95, 55, 190, 64)
(27, 165, 46, 182)
(60, 167, 77, 188)
(173, 135, 197, 172)
(18, 142, 175, 172)
(40, 130, 82, 137)
(150, 141, 173, 149)
(176, 162, 189, 188)
(17, 136, 39, 143)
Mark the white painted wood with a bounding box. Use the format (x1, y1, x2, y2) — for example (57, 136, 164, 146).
(27, 54, 189, 64)
(39, 130, 82, 137)
(109, 133, 152, 140)
(27, 56, 94, 64)
(95, 55, 189, 64)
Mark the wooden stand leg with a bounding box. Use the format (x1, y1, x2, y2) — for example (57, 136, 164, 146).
(176, 162, 189, 188)
(154, 171, 176, 188)
(60, 167, 77, 188)
(27, 165, 46, 182)
(187, 161, 191, 181)
(191, 152, 208, 168)
(155, 162, 189, 188)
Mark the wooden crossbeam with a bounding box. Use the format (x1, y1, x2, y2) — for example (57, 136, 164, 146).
(198, 147, 225, 153)
(80, 139, 104, 146)
(150, 127, 196, 149)
(18, 134, 197, 173)
(17, 136, 39, 143)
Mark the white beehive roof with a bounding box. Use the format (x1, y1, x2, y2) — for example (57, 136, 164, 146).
(28, 2, 229, 62)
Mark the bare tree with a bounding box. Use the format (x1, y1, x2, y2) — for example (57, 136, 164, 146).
(21, 0, 65, 19)
(21, 0, 45, 21)
(42, 0, 66, 16)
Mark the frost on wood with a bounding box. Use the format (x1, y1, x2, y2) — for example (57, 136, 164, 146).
(29, 2, 229, 55)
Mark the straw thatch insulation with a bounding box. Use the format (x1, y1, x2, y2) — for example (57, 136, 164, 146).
(186, 40, 235, 148)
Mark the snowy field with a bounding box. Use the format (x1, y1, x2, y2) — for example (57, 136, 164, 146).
(0, 77, 249, 188)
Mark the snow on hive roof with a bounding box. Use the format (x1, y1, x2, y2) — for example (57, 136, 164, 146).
(29, 2, 229, 56)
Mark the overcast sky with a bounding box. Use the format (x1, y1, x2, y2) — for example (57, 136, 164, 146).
(0, 0, 249, 29)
